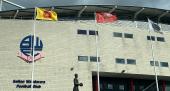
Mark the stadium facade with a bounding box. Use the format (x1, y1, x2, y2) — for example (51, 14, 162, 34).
(1, 0, 170, 91)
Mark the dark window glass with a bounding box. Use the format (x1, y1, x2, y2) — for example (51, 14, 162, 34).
(119, 85, 124, 91)
(78, 56, 88, 61)
(150, 61, 159, 66)
(107, 84, 113, 89)
(113, 32, 122, 37)
(116, 58, 125, 64)
(124, 33, 133, 38)
(100, 83, 103, 89)
(147, 36, 150, 40)
(77, 29, 87, 35)
(160, 62, 169, 67)
(90, 56, 100, 62)
(139, 86, 144, 90)
(127, 59, 136, 65)
(157, 37, 165, 42)
(147, 36, 155, 41)
(89, 30, 98, 35)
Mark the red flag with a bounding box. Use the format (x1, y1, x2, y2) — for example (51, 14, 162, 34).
(96, 12, 117, 23)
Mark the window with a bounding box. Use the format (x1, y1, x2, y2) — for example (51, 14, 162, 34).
(113, 32, 122, 37)
(119, 85, 125, 91)
(160, 62, 169, 67)
(77, 29, 87, 35)
(116, 58, 125, 64)
(100, 83, 103, 89)
(127, 59, 136, 65)
(124, 33, 133, 38)
(147, 36, 155, 41)
(157, 37, 165, 42)
(139, 86, 144, 90)
(107, 84, 113, 89)
(90, 56, 100, 62)
(78, 56, 88, 61)
(89, 30, 98, 35)
(150, 61, 159, 66)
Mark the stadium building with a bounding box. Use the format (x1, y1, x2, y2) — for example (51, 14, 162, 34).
(1, 0, 170, 91)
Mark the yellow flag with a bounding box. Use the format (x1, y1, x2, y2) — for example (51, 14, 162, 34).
(36, 8, 58, 21)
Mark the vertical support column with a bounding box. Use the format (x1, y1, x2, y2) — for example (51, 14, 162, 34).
(130, 79, 134, 91)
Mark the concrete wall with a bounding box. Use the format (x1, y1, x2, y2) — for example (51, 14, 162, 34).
(0, 19, 170, 91)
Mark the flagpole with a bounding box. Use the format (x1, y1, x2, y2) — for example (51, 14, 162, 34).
(31, 7, 36, 91)
(94, 12, 100, 91)
(148, 19, 159, 91)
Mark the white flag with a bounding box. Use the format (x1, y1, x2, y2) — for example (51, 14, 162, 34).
(148, 18, 162, 34)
